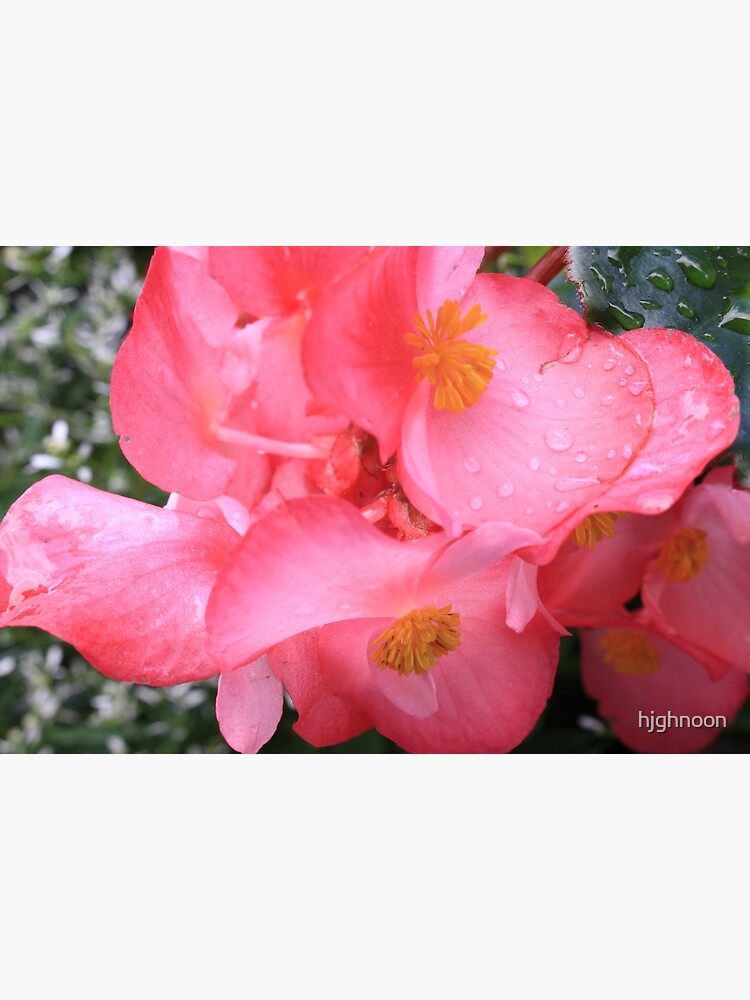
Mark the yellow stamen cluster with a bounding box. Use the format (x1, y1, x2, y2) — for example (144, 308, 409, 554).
(370, 605, 461, 676)
(656, 528, 709, 582)
(405, 300, 497, 412)
(574, 512, 622, 549)
(598, 629, 661, 676)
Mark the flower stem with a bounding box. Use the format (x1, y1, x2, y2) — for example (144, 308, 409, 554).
(525, 247, 569, 285)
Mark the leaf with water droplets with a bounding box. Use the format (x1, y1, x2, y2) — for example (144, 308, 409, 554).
(567, 246, 750, 481)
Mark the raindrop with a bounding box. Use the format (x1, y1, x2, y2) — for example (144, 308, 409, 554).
(573, 387, 585, 400)
(622, 444, 633, 459)
(544, 428, 574, 452)
(338, 602, 352, 611)
(574, 452, 588, 464)
(464, 456, 481, 474)
(496, 358, 507, 371)
(618, 377, 628, 387)
(469, 496, 483, 511)
(521, 375, 531, 385)
(559, 344, 583, 364)
(555, 500, 572, 513)
(511, 388, 530, 409)
(294, 602, 315, 615)
(590, 265, 612, 293)
(602, 358, 617, 371)
(628, 381, 648, 396)
(601, 394, 615, 406)
(646, 268, 674, 292)
(497, 482, 515, 498)
(606, 449, 616, 459)
(677, 301, 697, 320)
(529, 456, 541, 471)
(639, 300, 661, 311)
(548, 466, 558, 476)
(555, 398, 566, 408)
(606, 304, 645, 330)
(637, 493, 675, 514)
(719, 306, 750, 336)
(678, 253, 717, 289)
(554, 477, 600, 493)
(624, 364, 635, 375)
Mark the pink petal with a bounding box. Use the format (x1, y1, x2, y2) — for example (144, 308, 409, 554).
(399, 273, 656, 543)
(208, 247, 370, 318)
(215, 657, 284, 753)
(110, 247, 251, 500)
(206, 496, 448, 668)
(589, 328, 740, 516)
(416, 246, 485, 313)
(315, 566, 559, 753)
(538, 510, 672, 627)
(642, 476, 750, 674)
(581, 625, 749, 753)
(0, 476, 238, 684)
(267, 631, 371, 746)
(302, 247, 421, 459)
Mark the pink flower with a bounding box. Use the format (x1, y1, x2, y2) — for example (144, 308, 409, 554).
(110, 246, 370, 506)
(580, 624, 748, 753)
(205, 495, 562, 753)
(304, 256, 740, 561)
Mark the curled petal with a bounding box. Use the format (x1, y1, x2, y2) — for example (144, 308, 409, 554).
(0, 476, 238, 684)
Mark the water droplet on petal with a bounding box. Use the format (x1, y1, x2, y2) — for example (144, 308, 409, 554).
(574, 452, 588, 464)
(628, 381, 648, 396)
(637, 493, 675, 514)
(573, 387, 585, 400)
(606, 449, 616, 459)
(622, 444, 633, 459)
(602, 358, 617, 371)
(555, 500, 571, 513)
(469, 495, 483, 511)
(554, 477, 600, 493)
(529, 456, 541, 471)
(624, 365, 635, 376)
(338, 602, 351, 611)
(555, 398, 566, 408)
(511, 388, 530, 409)
(544, 428, 574, 452)
(464, 456, 481, 474)
(496, 358, 507, 371)
(497, 482, 515, 498)
(601, 394, 615, 406)
(618, 377, 628, 387)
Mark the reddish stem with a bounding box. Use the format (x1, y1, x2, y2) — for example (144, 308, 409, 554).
(524, 246, 569, 285)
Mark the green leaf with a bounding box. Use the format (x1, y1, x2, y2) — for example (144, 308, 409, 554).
(568, 247, 750, 480)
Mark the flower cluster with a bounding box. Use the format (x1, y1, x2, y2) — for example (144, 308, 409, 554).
(1, 246, 747, 752)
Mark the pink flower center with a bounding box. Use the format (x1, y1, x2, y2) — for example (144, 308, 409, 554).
(370, 605, 461, 676)
(598, 630, 661, 676)
(404, 300, 497, 412)
(656, 528, 709, 582)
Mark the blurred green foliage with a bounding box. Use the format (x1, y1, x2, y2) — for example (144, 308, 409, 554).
(2, 247, 749, 753)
